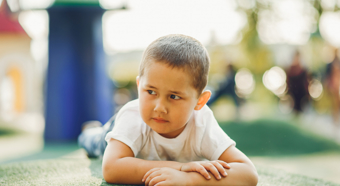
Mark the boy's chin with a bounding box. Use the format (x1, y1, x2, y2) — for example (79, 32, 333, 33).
(152, 129, 168, 136)
(157, 132, 174, 138)
(149, 127, 172, 137)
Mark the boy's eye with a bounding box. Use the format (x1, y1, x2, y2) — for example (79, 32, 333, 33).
(147, 90, 156, 95)
(170, 94, 181, 100)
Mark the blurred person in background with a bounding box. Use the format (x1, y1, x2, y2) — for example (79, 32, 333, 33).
(286, 51, 310, 117)
(207, 63, 240, 108)
(325, 48, 340, 138)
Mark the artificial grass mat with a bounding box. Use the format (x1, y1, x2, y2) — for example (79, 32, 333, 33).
(2, 118, 340, 185)
(1, 152, 339, 186)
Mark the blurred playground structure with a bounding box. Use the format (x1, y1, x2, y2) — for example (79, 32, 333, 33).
(1, 0, 340, 184)
(1, 0, 340, 164)
(0, 0, 44, 134)
(1, 0, 340, 139)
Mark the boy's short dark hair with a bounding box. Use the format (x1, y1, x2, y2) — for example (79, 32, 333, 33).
(139, 34, 210, 95)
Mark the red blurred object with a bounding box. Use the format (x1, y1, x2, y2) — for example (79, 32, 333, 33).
(0, 0, 26, 34)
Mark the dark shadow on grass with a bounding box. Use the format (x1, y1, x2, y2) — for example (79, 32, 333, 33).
(220, 118, 340, 156)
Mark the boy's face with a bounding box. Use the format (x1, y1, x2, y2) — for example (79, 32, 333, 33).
(137, 61, 201, 138)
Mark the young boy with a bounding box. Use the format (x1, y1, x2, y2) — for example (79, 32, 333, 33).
(79, 34, 258, 186)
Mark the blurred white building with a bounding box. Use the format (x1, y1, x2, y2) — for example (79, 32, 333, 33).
(0, 0, 44, 133)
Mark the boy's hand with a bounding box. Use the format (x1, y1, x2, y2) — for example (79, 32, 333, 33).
(180, 160, 230, 180)
(142, 167, 190, 186)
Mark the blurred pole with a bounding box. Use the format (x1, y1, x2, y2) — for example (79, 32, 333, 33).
(45, 6, 113, 141)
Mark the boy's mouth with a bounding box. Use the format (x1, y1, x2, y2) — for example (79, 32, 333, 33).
(152, 117, 168, 123)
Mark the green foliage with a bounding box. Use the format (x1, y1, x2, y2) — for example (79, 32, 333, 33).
(0, 128, 17, 136)
(53, 0, 100, 7)
(220, 119, 340, 156)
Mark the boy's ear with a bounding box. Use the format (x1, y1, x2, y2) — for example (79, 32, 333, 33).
(194, 90, 211, 110)
(136, 76, 140, 87)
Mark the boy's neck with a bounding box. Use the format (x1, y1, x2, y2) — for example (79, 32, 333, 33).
(158, 124, 187, 138)
(157, 116, 193, 138)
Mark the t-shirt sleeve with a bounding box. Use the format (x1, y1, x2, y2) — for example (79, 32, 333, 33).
(199, 106, 236, 160)
(105, 100, 145, 157)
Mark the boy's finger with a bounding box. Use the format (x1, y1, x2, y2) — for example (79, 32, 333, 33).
(217, 160, 231, 169)
(203, 163, 221, 180)
(145, 170, 162, 186)
(196, 165, 211, 180)
(143, 168, 159, 182)
(211, 161, 228, 177)
(154, 181, 167, 186)
(142, 171, 150, 182)
(148, 175, 165, 186)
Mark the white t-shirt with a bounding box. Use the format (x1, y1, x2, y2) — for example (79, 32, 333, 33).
(105, 99, 235, 162)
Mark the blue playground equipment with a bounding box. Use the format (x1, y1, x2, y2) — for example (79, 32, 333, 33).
(44, 1, 114, 141)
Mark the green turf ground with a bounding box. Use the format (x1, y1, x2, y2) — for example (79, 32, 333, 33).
(1, 150, 339, 186)
(0, 153, 339, 186)
(1, 118, 340, 185)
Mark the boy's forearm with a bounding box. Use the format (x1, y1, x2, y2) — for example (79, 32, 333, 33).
(187, 162, 258, 186)
(103, 157, 182, 184)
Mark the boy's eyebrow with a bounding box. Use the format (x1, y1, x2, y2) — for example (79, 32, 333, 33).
(169, 90, 185, 95)
(146, 84, 185, 95)
(146, 84, 157, 89)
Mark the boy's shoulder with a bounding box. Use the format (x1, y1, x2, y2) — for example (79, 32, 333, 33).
(122, 99, 139, 108)
(112, 99, 147, 133)
(192, 104, 216, 127)
(118, 99, 139, 113)
(115, 99, 141, 121)
(195, 104, 213, 118)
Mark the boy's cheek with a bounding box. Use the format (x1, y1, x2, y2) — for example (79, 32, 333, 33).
(140, 95, 152, 105)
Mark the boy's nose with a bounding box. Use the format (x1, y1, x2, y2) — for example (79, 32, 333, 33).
(154, 99, 167, 114)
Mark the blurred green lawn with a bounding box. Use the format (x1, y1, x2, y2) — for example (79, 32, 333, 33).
(220, 119, 340, 156)
(0, 127, 18, 136)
